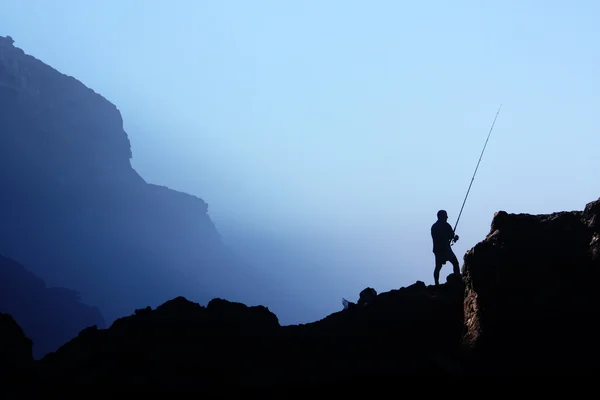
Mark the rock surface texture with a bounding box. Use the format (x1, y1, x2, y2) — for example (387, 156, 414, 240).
(462, 197, 600, 375)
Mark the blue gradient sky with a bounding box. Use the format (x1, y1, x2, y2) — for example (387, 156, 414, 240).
(2, 1, 599, 306)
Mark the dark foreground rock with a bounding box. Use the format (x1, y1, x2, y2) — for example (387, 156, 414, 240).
(0, 312, 32, 369)
(1, 199, 597, 393)
(0, 313, 33, 391)
(6, 277, 465, 395)
(462, 197, 600, 375)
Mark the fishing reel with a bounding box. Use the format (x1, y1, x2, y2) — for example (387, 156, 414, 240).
(450, 235, 459, 246)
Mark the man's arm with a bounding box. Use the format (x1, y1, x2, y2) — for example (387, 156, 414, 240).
(445, 222, 459, 242)
(444, 223, 454, 239)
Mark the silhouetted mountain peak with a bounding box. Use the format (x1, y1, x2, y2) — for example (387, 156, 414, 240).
(0, 35, 239, 324)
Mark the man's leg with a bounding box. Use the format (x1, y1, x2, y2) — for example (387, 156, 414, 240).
(433, 257, 443, 286)
(449, 251, 460, 276)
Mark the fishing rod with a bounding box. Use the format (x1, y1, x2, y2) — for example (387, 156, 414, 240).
(452, 104, 502, 238)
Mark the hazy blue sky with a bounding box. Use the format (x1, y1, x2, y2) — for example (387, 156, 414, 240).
(2, 1, 599, 302)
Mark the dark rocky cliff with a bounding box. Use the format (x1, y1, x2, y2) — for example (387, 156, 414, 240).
(2, 198, 597, 396)
(0, 35, 237, 322)
(0, 312, 33, 389)
(462, 197, 600, 374)
(24, 278, 468, 394)
(0, 254, 105, 359)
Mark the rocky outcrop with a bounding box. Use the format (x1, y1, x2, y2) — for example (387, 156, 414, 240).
(2, 193, 598, 394)
(25, 277, 464, 393)
(0, 35, 237, 323)
(0, 312, 33, 369)
(583, 198, 600, 261)
(462, 197, 600, 375)
(0, 254, 105, 359)
(16, 197, 595, 389)
(0, 312, 33, 393)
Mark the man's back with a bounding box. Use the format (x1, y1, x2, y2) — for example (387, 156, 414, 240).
(431, 220, 453, 253)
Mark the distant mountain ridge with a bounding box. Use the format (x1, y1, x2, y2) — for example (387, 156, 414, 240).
(0, 35, 242, 323)
(0, 254, 105, 359)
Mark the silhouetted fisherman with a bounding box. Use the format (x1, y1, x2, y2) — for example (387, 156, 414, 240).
(431, 210, 460, 285)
